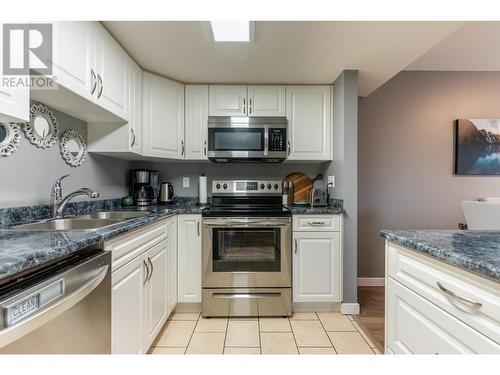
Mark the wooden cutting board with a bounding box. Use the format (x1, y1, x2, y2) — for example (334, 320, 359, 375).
(284, 172, 323, 204)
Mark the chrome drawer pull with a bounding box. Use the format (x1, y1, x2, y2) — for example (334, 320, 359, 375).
(307, 221, 326, 225)
(437, 282, 482, 308)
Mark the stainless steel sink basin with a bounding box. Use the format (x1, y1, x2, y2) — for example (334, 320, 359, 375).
(75, 211, 150, 220)
(11, 218, 126, 231)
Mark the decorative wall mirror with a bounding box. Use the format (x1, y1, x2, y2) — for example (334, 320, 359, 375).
(60, 130, 87, 167)
(23, 103, 58, 148)
(0, 123, 21, 157)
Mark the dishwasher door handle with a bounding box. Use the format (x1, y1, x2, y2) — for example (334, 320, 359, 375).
(0, 265, 108, 349)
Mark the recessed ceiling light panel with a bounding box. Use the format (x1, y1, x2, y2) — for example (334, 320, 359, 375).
(210, 21, 253, 42)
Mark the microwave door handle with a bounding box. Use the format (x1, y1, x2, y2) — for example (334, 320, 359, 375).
(264, 126, 269, 156)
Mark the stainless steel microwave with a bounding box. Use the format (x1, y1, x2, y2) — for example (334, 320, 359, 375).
(207, 116, 288, 163)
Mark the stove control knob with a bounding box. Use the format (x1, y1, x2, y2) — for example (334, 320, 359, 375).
(216, 183, 221, 190)
(267, 183, 272, 189)
(274, 183, 279, 190)
(223, 183, 228, 190)
(260, 183, 265, 190)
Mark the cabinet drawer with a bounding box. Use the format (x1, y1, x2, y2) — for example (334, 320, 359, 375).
(387, 243, 500, 344)
(106, 219, 168, 271)
(293, 215, 339, 232)
(387, 278, 500, 354)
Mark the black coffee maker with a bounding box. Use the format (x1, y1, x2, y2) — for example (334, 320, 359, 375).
(131, 169, 154, 206)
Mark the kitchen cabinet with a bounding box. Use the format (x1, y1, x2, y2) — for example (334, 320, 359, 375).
(286, 86, 331, 161)
(292, 215, 342, 303)
(166, 217, 178, 313)
(185, 85, 208, 160)
(247, 86, 286, 117)
(87, 56, 142, 154)
(0, 23, 29, 122)
(385, 242, 500, 354)
(143, 72, 185, 159)
(177, 214, 202, 303)
(209, 85, 247, 116)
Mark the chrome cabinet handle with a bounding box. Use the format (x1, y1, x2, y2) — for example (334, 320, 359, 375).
(437, 282, 482, 308)
(243, 98, 246, 115)
(294, 238, 298, 254)
(130, 128, 136, 148)
(143, 260, 150, 284)
(181, 140, 185, 156)
(147, 257, 154, 282)
(97, 74, 103, 98)
(307, 221, 326, 226)
(197, 221, 200, 236)
(90, 69, 97, 95)
(203, 140, 207, 156)
(287, 140, 291, 156)
(249, 98, 252, 115)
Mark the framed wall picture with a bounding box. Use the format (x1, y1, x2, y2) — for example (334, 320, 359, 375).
(455, 119, 500, 175)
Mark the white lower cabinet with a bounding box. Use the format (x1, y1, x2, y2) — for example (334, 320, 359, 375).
(292, 215, 343, 303)
(177, 214, 202, 303)
(385, 242, 500, 354)
(111, 217, 177, 354)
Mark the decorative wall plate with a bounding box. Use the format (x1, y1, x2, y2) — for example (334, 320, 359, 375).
(60, 130, 87, 167)
(23, 103, 59, 148)
(0, 123, 21, 157)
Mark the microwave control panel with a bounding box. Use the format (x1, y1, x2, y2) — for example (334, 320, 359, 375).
(268, 128, 287, 152)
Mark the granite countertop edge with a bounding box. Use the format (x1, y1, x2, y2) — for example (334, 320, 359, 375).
(381, 229, 500, 282)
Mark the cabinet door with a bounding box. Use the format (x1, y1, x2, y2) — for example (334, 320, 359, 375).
(208, 85, 247, 116)
(144, 240, 169, 347)
(143, 72, 184, 159)
(0, 23, 29, 122)
(286, 86, 331, 161)
(111, 253, 147, 354)
(177, 215, 202, 303)
(50, 21, 95, 102)
(167, 218, 178, 315)
(128, 59, 143, 154)
(248, 86, 285, 117)
(185, 85, 208, 160)
(387, 278, 500, 354)
(94, 23, 128, 120)
(293, 231, 341, 302)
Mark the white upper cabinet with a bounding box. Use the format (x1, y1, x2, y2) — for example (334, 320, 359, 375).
(209, 85, 247, 116)
(0, 23, 29, 122)
(185, 85, 208, 160)
(142, 72, 185, 159)
(248, 86, 286, 117)
(128, 59, 143, 154)
(94, 23, 128, 121)
(50, 21, 95, 102)
(286, 86, 331, 161)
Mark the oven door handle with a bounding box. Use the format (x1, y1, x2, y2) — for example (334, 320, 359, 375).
(203, 218, 291, 227)
(212, 292, 282, 299)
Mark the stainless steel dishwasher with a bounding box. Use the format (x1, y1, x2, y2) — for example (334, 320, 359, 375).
(0, 247, 111, 354)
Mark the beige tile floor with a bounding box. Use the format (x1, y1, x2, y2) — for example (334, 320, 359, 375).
(150, 312, 379, 355)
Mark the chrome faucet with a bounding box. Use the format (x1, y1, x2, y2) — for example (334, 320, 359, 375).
(50, 174, 100, 218)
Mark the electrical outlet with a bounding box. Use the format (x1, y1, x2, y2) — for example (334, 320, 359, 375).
(328, 175, 335, 187)
(183, 177, 190, 188)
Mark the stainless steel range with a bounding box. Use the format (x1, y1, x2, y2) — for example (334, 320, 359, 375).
(202, 180, 292, 317)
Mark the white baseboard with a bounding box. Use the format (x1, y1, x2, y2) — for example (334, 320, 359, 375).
(341, 303, 360, 315)
(357, 277, 385, 287)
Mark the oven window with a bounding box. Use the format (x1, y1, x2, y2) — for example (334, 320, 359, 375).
(210, 128, 264, 151)
(212, 228, 281, 272)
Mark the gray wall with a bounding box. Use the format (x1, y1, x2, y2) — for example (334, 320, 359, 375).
(358, 71, 500, 278)
(0, 104, 130, 208)
(132, 161, 327, 197)
(323, 70, 358, 304)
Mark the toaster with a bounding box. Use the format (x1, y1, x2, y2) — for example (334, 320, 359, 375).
(310, 188, 328, 207)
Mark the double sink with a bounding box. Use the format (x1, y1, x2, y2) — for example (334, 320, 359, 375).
(12, 211, 151, 231)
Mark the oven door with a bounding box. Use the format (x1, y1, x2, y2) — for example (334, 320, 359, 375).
(202, 217, 291, 288)
(207, 126, 267, 159)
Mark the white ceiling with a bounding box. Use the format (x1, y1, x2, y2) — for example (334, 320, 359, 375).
(407, 22, 500, 71)
(103, 21, 463, 97)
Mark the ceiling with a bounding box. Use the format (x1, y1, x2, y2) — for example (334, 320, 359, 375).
(407, 22, 500, 71)
(103, 21, 463, 97)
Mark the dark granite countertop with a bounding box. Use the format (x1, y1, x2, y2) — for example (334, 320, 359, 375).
(381, 230, 500, 282)
(290, 205, 345, 215)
